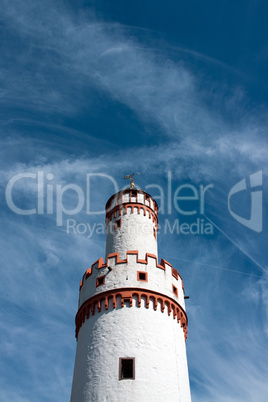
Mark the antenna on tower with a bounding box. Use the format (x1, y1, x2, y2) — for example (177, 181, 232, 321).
(124, 173, 140, 189)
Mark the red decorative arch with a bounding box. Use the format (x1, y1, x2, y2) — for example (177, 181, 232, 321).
(106, 202, 158, 226)
(75, 288, 188, 341)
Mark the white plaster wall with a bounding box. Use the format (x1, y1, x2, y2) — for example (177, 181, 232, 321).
(105, 210, 158, 260)
(71, 299, 191, 402)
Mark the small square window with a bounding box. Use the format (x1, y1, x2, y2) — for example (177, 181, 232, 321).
(96, 275, 105, 287)
(172, 285, 178, 296)
(119, 358, 135, 380)
(137, 271, 148, 282)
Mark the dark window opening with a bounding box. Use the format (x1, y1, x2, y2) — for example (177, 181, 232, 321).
(124, 298, 131, 307)
(115, 219, 121, 230)
(138, 272, 146, 281)
(137, 271, 148, 282)
(119, 358, 135, 380)
(96, 276, 105, 287)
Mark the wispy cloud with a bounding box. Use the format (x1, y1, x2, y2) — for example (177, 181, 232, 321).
(0, 1, 267, 401)
(1, 0, 267, 149)
(175, 243, 268, 402)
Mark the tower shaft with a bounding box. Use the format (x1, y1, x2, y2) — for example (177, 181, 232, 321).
(71, 188, 191, 402)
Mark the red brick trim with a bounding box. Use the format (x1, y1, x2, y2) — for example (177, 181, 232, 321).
(92, 257, 105, 268)
(80, 267, 92, 289)
(172, 268, 179, 280)
(75, 287, 188, 341)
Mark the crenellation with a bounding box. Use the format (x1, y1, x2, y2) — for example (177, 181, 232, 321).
(80, 251, 181, 289)
(78, 251, 185, 311)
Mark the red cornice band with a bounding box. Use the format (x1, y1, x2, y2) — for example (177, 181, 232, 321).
(106, 202, 158, 226)
(75, 287, 188, 341)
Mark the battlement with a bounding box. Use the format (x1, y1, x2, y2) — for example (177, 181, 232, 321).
(79, 251, 183, 291)
(78, 249, 186, 319)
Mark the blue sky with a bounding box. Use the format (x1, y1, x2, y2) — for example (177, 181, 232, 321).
(0, 0, 268, 401)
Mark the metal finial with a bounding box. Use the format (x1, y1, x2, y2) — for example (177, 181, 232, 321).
(124, 173, 140, 189)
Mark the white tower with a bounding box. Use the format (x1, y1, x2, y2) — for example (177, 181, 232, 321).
(71, 186, 191, 402)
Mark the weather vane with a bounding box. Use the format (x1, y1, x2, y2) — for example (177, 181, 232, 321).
(124, 173, 140, 189)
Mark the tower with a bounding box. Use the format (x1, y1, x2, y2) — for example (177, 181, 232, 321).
(70, 185, 191, 401)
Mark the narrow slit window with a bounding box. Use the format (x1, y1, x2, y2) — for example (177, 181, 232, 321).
(119, 358, 135, 380)
(137, 271, 148, 282)
(96, 275, 105, 287)
(172, 285, 178, 297)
